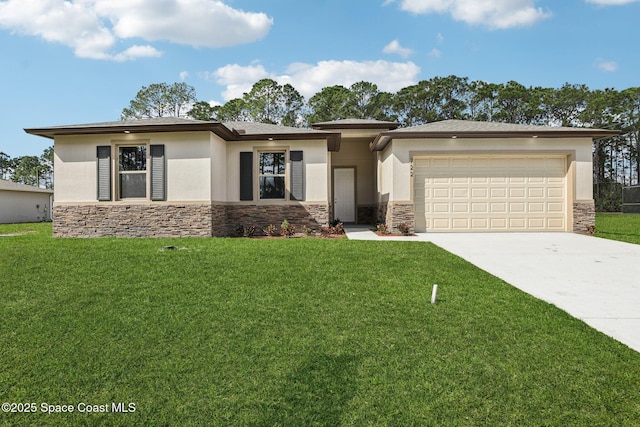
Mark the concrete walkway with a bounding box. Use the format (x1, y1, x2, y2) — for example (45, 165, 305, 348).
(345, 226, 640, 353)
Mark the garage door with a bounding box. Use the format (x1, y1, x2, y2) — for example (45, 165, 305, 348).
(414, 155, 567, 232)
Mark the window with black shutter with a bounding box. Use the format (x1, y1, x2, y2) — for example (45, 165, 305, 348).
(240, 152, 253, 201)
(150, 144, 165, 201)
(290, 151, 304, 201)
(97, 145, 111, 201)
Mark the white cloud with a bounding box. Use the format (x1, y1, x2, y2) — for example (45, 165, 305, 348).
(179, 71, 190, 81)
(586, 0, 637, 4)
(428, 48, 442, 58)
(396, 0, 552, 29)
(95, 0, 272, 48)
(596, 59, 618, 72)
(0, 0, 272, 61)
(113, 45, 163, 62)
(382, 40, 414, 58)
(206, 60, 421, 101)
(205, 64, 271, 100)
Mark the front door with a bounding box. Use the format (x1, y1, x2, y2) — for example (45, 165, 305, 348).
(333, 168, 356, 222)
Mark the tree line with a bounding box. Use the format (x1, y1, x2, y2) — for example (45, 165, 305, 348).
(0, 147, 54, 189)
(123, 78, 640, 211)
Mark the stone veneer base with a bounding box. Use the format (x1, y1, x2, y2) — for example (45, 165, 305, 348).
(53, 202, 329, 238)
(55, 200, 592, 237)
(377, 202, 415, 234)
(356, 205, 376, 225)
(573, 200, 596, 234)
(225, 203, 329, 236)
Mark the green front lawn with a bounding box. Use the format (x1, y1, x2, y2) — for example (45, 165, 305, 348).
(596, 213, 640, 245)
(1, 223, 639, 426)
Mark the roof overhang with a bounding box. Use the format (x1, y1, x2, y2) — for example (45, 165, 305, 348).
(370, 128, 621, 151)
(24, 121, 341, 151)
(230, 128, 341, 151)
(24, 121, 236, 140)
(312, 120, 399, 131)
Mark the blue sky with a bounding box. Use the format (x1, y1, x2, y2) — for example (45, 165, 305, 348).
(1, 0, 638, 157)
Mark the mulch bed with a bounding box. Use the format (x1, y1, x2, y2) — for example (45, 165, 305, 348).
(237, 233, 345, 239)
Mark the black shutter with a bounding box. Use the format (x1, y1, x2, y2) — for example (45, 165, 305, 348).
(96, 145, 111, 201)
(240, 152, 253, 201)
(290, 150, 304, 201)
(150, 144, 166, 201)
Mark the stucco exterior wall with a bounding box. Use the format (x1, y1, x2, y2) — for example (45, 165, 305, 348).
(210, 133, 227, 201)
(226, 139, 329, 203)
(0, 191, 52, 223)
(54, 138, 97, 202)
(377, 147, 395, 203)
(54, 132, 214, 203)
(163, 133, 211, 201)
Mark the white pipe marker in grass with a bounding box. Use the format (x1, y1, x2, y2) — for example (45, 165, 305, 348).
(431, 284, 438, 304)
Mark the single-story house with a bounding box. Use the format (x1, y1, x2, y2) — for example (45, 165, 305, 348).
(0, 179, 53, 223)
(24, 117, 616, 237)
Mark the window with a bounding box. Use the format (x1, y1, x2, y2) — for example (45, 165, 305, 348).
(259, 151, 286, 199)
(97, 144, 165, 202)
(119, 145, 147, 198)
(238, 150, 303, 202)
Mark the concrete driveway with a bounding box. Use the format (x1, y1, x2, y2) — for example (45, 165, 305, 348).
(345, 227, 640, 353)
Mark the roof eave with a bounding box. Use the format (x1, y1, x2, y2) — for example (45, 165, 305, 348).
(370, 129, 620, 151)
(24, 122, 236, 140)
(233, 132, 342, 151)
(25, 123, 342, 151)
(312, 122, 400, 131)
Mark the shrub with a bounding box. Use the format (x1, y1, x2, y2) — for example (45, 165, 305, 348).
(263, 224, 280, 237)
(376, 223, 389, 234)
(302, 225, 314, 236)
(321, 221, 345, 236)
(397, 223, 411, 235)
(236, 224, 256, 237)
(280, 220, 296, 238)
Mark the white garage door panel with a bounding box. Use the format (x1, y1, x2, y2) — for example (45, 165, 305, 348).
(414, 155, 567, 232)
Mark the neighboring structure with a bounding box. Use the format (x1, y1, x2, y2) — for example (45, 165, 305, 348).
(24, 118, 616, 237)
(622, 185, 640, 214)
(0, 179, 53, 223)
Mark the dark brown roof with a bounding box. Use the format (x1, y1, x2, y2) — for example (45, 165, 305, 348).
(371, 120, 619, 151)
(24, 117, 235, 140)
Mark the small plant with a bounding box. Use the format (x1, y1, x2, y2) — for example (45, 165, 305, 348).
(263, 224, 280, 237)
(397, 223, 411, 235)
(330, 218, 342, 227)
(376, 223, 389, 234)
(302, 225, 314, 236)
(321, 221, 345, 236)
(236, 224, 256, 237)
(280, 219, 296, 237)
